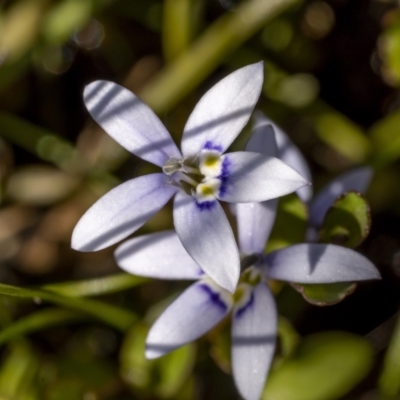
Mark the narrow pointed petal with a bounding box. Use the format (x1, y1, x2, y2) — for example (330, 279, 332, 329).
(245, 122, 278, 157)
(232, 283, 277, 400)
(253, 112, 312, 202)
(173, 192, 240, 293)
(84, 81, 181, 167)
(265, 243, 381, 283)
(146, 279, 232, 359)
(181, 62, 264, 157)
(216, 152, 310, 203)
(72, 174, 177, 251)
(310, 167, 373, 227)
(115, 230, 202, 279)
(236, 200, 278, 255)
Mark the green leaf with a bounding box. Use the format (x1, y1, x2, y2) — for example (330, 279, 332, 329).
(379, 313, 400, 396)
(120, 323, 152, 391)
(0, 342, 39, 399)
(156, 344, 196, 398)
(291, 282, 357, 306)
(163, 0, 197, 62)
(379, 21, 400, 87)
(42, 273, 148, 297)
(314, 112, 370, 163)
(209, 319, 232, 374)
(120, 323, 196, 398)
(266, 194, 308, 253)
(0, 308, 86, 346)
(369, 110, 400, 167)
(277, 317, 300, 360)
(0, 282, 137, 331)
(263, 332, 374, 400)
(320, 191, 371, 248)
(42, 0, 92, 45)
(141, 0, 300, 114)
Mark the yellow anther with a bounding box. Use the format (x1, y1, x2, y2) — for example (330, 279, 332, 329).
(204, 154, 219, 167)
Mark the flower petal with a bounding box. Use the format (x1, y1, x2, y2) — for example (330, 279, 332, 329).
(84, 80, 181, 167)
(115, 230, 202, 279)
(181, 62, 264, 157)
(233, 124, 278, 254)
(236, 200, 278, 255)
(216, 152, 310, 203)
(253, 112, 312, 202)
(72, 173, 177, 251)
(232, 283, 277, 400)
(146, 279, 232, 359)
(173, 192, 240, 293)
(310, 167, 373, 227)
(265, 243, 381, 283)
(245, 121, 278, 157)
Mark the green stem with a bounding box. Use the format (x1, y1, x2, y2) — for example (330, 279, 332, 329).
(0, 308, 86, 346)
(0, 282, 137, 331)
(42, 273, 148, 297)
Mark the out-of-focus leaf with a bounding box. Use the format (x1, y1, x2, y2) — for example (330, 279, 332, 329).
(42, 0, 92, 45)
(314, 112, 371, 163)
(121, 323, 196, 398)
(6, 165, 80, 206)
(266, 194, 308, 253)
(45, 379, 85, 400)
(0, 0, 48, 63)
(291, 282, 357, 306)
(379, 313, 400, 396)
(320, 191, 371, 248)
(120, 323, 152, 391)
(46, 356, 117, 400)
(0, 112, 87, 174)
(277, 317, 300, 360)
(141, 0, 300, 114)
(369, 110, 400, 167)
(163, 0, 194, 62)
(379, 20, 400, 87)
(0, 342, 39, 399)
(270, 73, 320, 109)
(0, 282, 137, 331)
(156, 343, 196, 398)
(209, 319, 231, 374)
(263, 332, 374, 400)
(43, 273, 148, 297)
(0, 308, 85, 346)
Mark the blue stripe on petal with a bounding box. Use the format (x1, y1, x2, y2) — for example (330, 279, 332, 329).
(203, 141, 223, 152)
(195, 200, 217, 211)
(198, 283, 229, 312)
(218, 156, 231, 197)
(235, 291, 254, 318)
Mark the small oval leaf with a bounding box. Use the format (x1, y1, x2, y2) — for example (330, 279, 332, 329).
(320, 191, 371, 248)
(291, 282, 357, 306)
(263, 331, 374, 400)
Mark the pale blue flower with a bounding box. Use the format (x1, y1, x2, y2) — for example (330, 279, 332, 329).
(72, 63, 309, 292)
(114, 126, 380, 400)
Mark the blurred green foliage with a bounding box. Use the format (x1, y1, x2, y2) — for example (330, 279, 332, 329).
(0, 0, 398, 399)
(263, 332, 374, 400)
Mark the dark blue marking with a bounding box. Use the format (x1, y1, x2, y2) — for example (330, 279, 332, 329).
(195, 200, 217, 211)
(235, 291, 255, 318)
(198, 283, 228, 312)
(218, 156, 231, 197)
(203, 141, 223, 152)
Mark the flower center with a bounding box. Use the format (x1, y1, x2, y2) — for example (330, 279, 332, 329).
(239, 266, 262, 286)
(162, 148, 228, 205)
